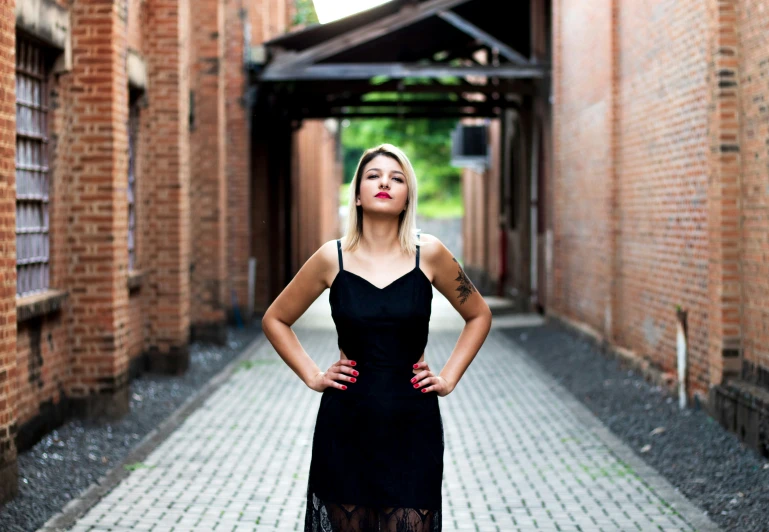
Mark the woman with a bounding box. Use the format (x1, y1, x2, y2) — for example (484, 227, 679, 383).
(261, 144, 492, 532)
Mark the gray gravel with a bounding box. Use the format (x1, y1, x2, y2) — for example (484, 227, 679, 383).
(500, 320, 769, 532)
(0, 320, 263, 532)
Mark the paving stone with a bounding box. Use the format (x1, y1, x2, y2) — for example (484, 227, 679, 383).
(63, 291, 718, 531)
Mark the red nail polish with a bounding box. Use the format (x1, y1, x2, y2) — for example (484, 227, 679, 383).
(350, 378, 356, 383)
(353, 370, 359, 376)
(350, 361, 356, 366)
(421, 389, 427, 393)
(413, 384, 418, 388)
(410, 378, 416, 383)
(413, 364, 418, 368)
(341, 385, 347, 390)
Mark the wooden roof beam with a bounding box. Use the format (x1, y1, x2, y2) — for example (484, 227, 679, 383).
(267, 0, 474, 70)
(261, 63, 547, 81)
(437, 10, 530, 66)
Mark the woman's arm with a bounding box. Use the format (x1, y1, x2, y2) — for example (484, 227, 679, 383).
(420, 234, 492, 394)
(261, 240, 341, 388)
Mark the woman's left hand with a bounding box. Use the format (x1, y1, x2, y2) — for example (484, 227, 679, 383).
(410, 360, 454, 397)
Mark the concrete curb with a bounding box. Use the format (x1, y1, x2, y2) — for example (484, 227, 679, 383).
(36, 333, 269, 532)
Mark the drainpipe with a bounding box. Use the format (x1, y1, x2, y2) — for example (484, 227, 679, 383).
(675, 305, 688, 409)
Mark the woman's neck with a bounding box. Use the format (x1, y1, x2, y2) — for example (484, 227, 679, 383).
(357, 215, 401, 256)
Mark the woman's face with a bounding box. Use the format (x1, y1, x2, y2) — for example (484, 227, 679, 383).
(356, 154, 409, 216)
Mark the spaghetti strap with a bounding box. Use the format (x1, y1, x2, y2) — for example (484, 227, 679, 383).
(337, 239, 344, 271)
(416, 232, 420, 268)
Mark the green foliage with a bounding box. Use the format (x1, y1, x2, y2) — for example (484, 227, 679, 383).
(293, 0, 319, 26)
(124, 462, 155, 471)
(341, 116, 463, 219)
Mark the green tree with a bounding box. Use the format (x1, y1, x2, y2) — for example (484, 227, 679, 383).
(341, 117, 463, 218)
(293, 0, 319, 26)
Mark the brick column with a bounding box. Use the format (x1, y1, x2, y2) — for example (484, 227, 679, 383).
(225, 0, 251, 319)
(0, 0, 18, 504)
(706, 0, 742, 388)
(144, 0, 191, 373)
(66, 0, 131, 418)
(190, 0, 227, 343)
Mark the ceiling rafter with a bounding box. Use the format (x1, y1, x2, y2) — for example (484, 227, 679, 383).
(265, 0, 473, 71)
(436, 10, 530, 65)
(261, 63, 546, 81)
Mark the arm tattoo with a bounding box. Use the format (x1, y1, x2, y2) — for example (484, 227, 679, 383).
(452, 258, 477, 305)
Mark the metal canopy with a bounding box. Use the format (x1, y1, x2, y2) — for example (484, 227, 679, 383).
(250, 0, 549, 120)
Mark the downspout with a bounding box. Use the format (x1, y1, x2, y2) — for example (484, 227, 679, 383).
(676, 305, 688, 409)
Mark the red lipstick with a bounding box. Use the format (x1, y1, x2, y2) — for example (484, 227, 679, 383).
(375, 192, 392, 199)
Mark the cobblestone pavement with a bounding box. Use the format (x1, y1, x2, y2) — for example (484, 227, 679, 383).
(58, 290, 719, 532)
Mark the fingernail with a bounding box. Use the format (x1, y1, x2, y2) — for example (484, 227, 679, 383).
(413, 384, 419, 388)
(350, 361, 357, 366)
(410, 378, 416, 383)
(341, 385, 347, 390)
(421, 389, 427, 393)
(413, 364, 418, 368)
(350, 377, 356, 383)
(353, 370, 359, 376)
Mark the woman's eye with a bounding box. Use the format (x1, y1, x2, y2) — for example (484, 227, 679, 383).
(393, 177, 403, 182)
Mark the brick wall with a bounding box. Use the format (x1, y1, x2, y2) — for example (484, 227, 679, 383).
(143, 0, 192, 371)
(737, 0, 769, 384)
(615, 0, 711, 394)
(552, 0, 614, 333)
(225, 0, 251, 319)
(0, 0, 18, 503)
(64, 0, 131, 410)
(551, 0, 713, 399)
(127, 0, 143, 52)
(291, 120, 342, 271)
(247, 0, 300, 313)
(190, 0, 228, 342)
(1, 0, 327, 504)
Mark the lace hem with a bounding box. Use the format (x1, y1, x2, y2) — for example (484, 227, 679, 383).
(305, 491, 441, 532)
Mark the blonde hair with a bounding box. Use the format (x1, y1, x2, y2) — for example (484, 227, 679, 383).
(341, 144, 420, 254)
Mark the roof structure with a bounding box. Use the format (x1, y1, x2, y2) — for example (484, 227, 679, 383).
(248, 0, 550, 120)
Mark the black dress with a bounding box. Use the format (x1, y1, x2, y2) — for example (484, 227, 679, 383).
(305, 236, 443, 532)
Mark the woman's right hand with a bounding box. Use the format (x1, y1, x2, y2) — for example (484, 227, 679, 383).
(308, 358, 359, 392)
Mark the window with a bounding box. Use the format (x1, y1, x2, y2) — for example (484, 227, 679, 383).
(128, 98, 139, 271)
(15, 36, 50, 297)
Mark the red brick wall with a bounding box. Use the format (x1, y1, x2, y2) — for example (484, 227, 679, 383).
(552, 0, 719, 400)
(15, 9, 78, 430)
(15, 315, 68, 425)
(0, 0, 18, 503)
(552, 0, 614, 332)
(291, 120, 342, 271)
(225, 0, 251, 318)
(143, 0, 191, 360)
(738, 0, 769, 381)
(615, 0, 710, 393)
(190, 0, 227, 337)
(65, 1, 131, 399)
(240, 0, 299, 314)
(127, 0, 144, 52)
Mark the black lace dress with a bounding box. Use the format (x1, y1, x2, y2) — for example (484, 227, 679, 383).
(305, 237, 443, 532)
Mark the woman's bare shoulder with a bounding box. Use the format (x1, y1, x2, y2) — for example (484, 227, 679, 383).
(418, 233, 449, 254)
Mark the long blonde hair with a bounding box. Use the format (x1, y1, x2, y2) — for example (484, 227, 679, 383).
(341, 144, 420, 254)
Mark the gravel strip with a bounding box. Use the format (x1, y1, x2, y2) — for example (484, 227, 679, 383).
(0, 320, 264, 532)
(499, 320, 769, 532)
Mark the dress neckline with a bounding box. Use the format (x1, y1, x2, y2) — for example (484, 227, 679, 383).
(331, 266, 429, 292)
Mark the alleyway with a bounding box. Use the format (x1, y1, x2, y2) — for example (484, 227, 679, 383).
(60, 290, 719, 532)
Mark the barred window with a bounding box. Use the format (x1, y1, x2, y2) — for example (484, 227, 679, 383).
(15, 36, 50, 297)
(128, 99, 139, 271)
